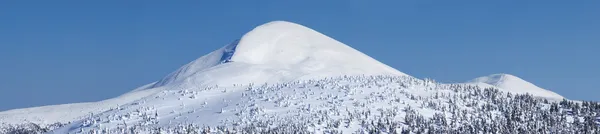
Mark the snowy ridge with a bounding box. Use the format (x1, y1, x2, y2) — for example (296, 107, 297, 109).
(469, 73, 564, 99)
(150, 39, 241, 88)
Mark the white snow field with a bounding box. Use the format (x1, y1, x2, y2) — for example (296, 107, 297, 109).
(0, 21, 568, 133)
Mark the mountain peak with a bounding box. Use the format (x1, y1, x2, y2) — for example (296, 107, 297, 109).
(230, 20, 324, 65)
(150, 20, 407, 88)
(469, 73, 564, 99)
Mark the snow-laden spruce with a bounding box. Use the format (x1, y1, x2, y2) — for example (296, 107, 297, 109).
(43, 76, 600, 133)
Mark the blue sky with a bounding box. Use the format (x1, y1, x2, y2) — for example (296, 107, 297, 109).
(0, 0, 598, 111)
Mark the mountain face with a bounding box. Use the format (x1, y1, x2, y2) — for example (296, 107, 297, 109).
(2, 21, 594, 134)
(469, 74, 564, 99)
(150, 21, 406, 89)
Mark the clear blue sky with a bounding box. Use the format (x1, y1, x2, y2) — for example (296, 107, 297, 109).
(0, 0, 598, 111)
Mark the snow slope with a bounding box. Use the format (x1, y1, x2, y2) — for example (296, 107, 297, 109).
(0, 83, 161, 126)
(0, 20, 407, 127)
(150, 21, 406, 89)
(51, 76, 455, 133)
(469, 73, 564, 99)
(54, 75, 576, 133)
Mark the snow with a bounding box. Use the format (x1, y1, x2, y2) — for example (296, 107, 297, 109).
(469, 73, 564, 99)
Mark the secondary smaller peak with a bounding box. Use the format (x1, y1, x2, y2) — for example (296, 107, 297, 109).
(470, 73, 564, 99)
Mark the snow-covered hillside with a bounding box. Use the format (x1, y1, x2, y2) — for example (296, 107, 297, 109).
(0, 83, 160, 126)
(469, 73, 564, 99)
(1, 20, 593, 134)
(50, 76, 600, 133)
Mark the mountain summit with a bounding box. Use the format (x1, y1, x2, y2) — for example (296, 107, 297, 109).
(151, 21, 407, 88)
(469, 73, 564, 99)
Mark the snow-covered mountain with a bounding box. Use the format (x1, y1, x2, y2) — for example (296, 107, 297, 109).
(0, 20, 405, 126)
(469, 73, 564, 99)
(1, 21, 593, 134)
